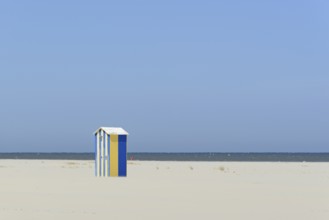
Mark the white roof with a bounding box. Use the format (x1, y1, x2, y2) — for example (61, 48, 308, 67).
(94, 127, 129, 135)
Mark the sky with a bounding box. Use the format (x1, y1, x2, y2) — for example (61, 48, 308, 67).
(0, 1, 328, 152)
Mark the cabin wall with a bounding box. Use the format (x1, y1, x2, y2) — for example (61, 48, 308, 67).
(100, 130, 103, 176)
(95, 130, 127, 177)
(118, 135, 127, 176)
(109, 135, 118, 176)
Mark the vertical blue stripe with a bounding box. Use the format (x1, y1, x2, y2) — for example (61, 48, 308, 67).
(103, 131, 105, 177)
(94, 134, 97, 176)
(99, 130, 103, 176)
(118, 135, 127, 177)
(107, 134, 110, 176)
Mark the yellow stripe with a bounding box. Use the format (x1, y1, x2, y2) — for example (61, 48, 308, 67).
(110, 135, 118, 176)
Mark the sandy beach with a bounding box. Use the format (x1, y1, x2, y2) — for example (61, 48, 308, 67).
(0, 160, 328, 220)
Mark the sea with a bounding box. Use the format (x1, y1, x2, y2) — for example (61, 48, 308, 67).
(0, 153, 329, 162)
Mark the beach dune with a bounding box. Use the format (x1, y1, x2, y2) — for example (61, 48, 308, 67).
(0, 160, 328, 220)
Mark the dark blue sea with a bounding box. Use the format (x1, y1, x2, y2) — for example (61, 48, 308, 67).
(0, 153, 329, 162)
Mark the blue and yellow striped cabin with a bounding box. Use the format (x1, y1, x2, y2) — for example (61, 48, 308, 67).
(94, 127, 128, 177)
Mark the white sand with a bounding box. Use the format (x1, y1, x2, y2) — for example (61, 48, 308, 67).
(0, 160, 328, 220)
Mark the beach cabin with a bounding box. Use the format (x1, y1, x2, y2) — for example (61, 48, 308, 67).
(94, 127, 128, 177)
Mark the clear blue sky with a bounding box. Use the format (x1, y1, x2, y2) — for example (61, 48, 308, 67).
(0, 1, 328, 152)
